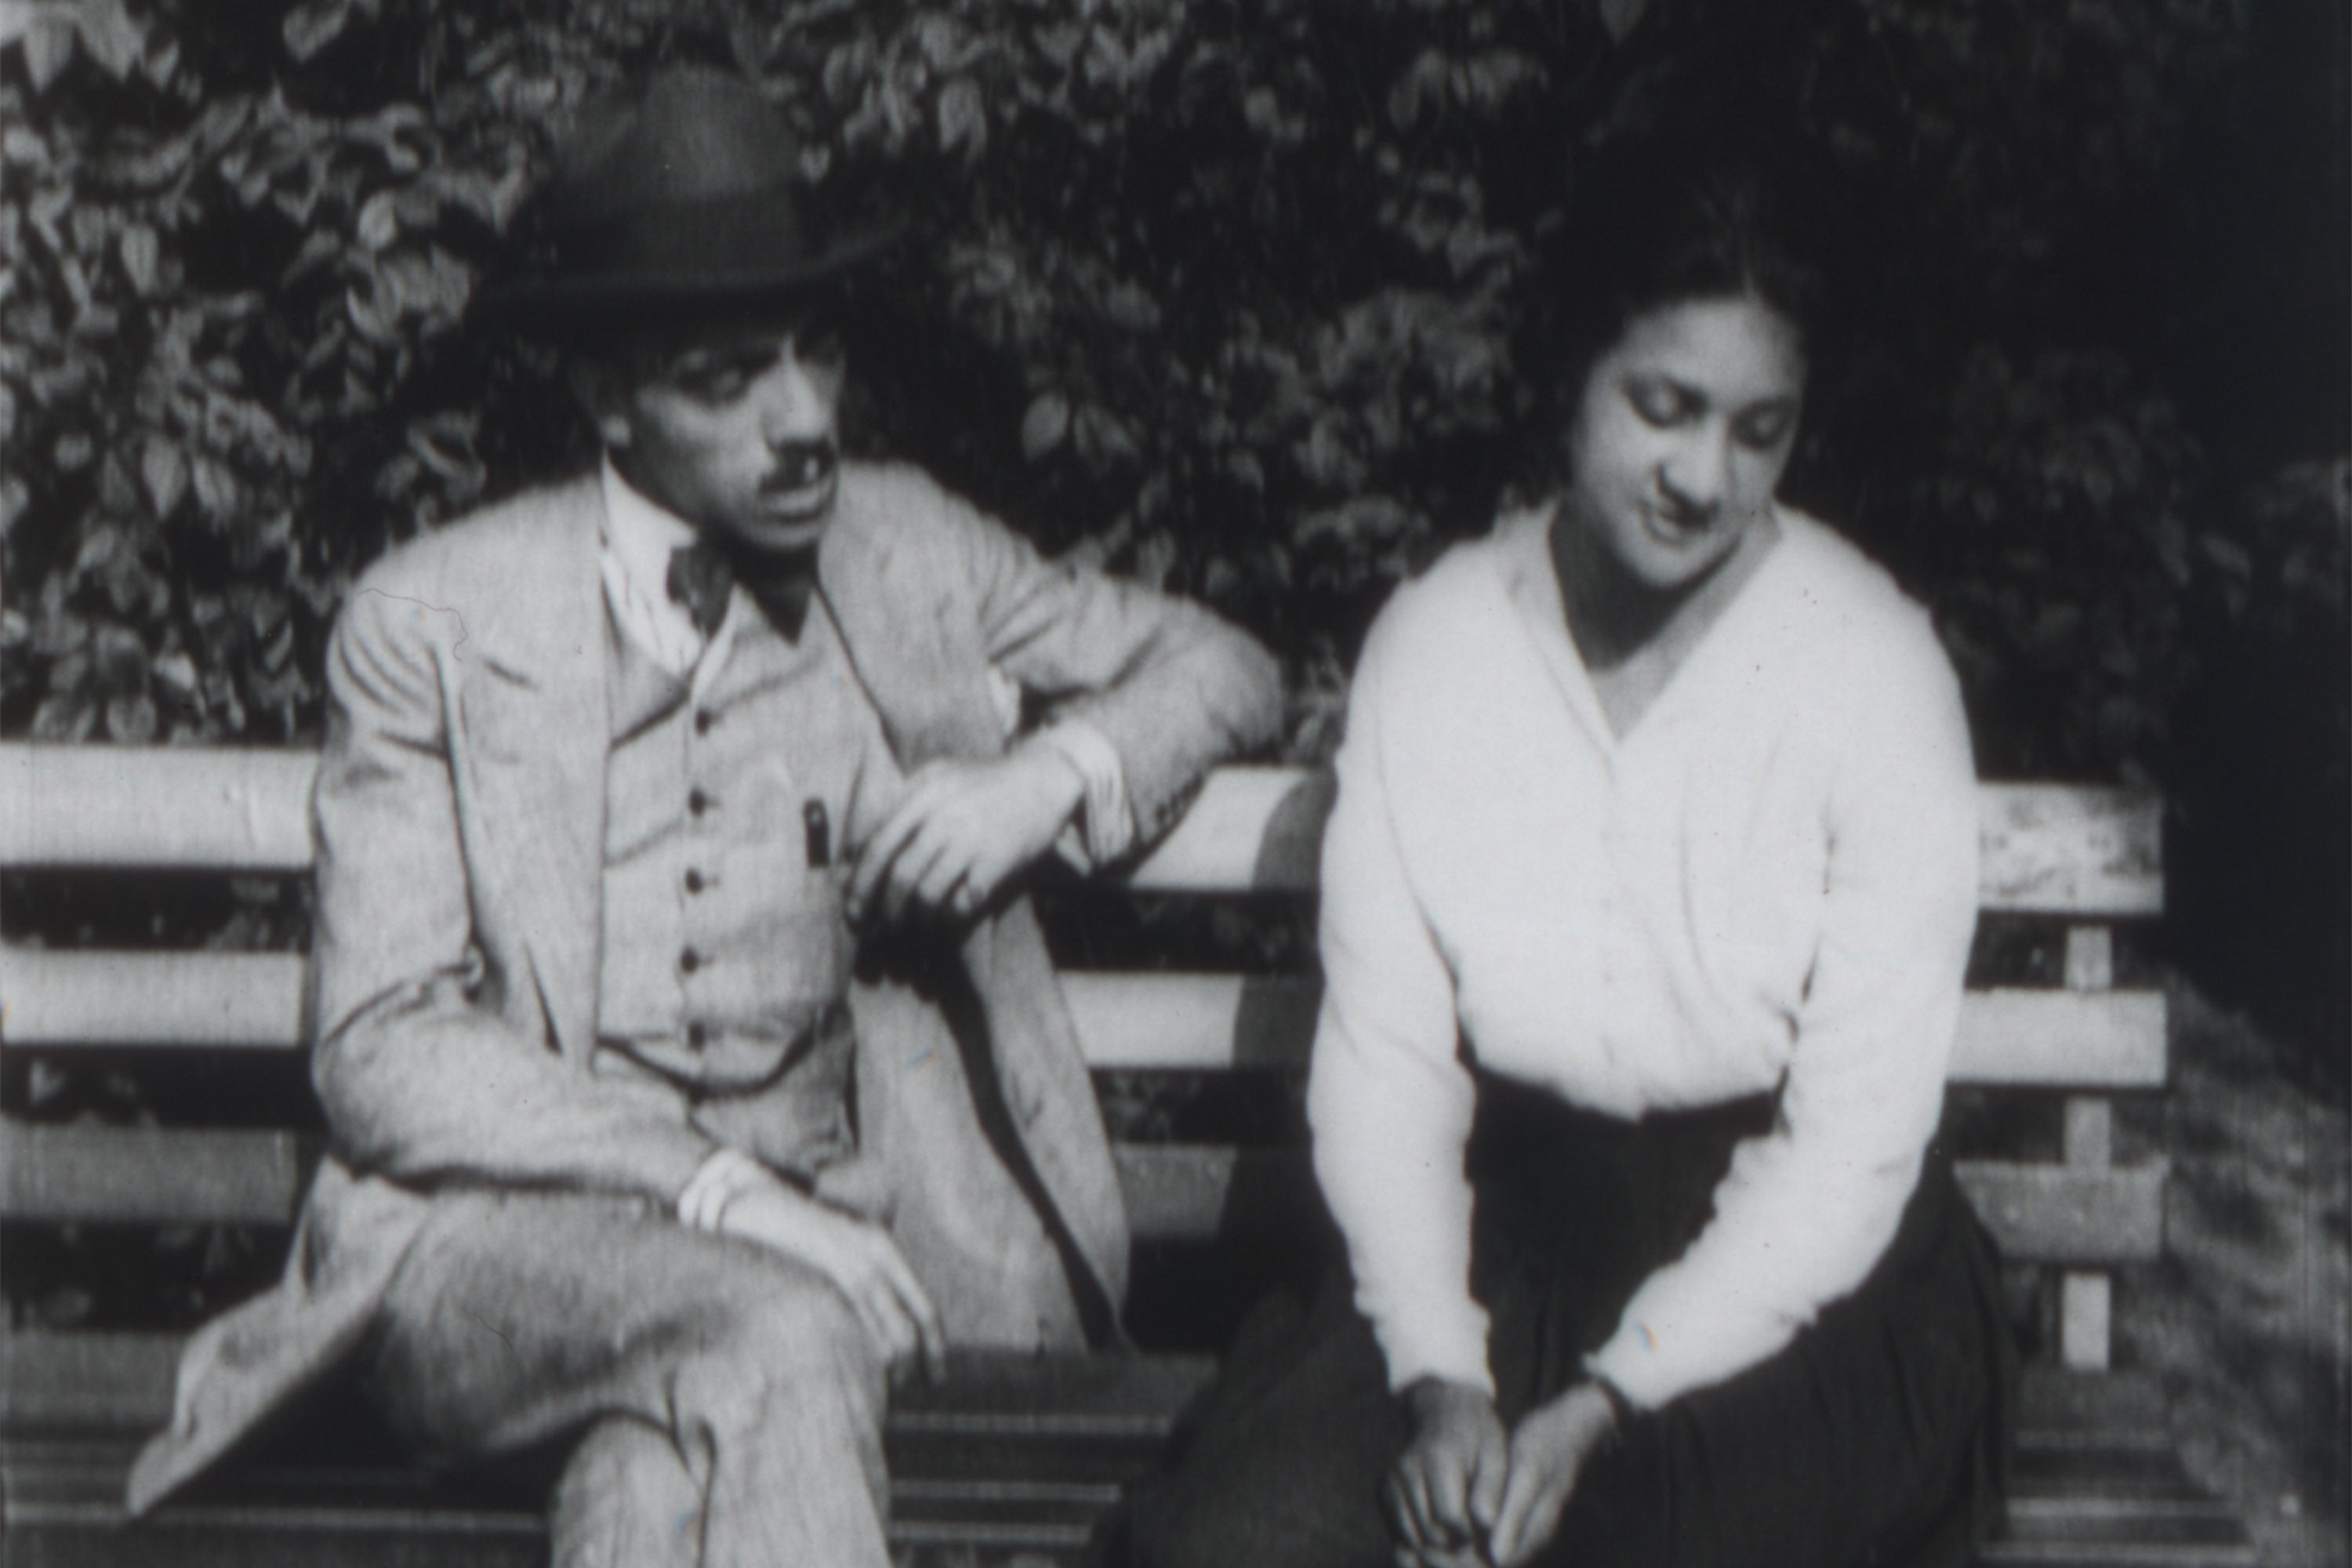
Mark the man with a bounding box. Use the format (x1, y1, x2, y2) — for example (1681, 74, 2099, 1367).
(126, 64, 1282, 1567)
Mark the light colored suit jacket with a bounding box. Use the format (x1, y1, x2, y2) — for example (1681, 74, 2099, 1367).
(127, 463, 1281, 1514)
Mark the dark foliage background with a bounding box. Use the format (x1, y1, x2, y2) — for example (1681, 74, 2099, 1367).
(1, 0, 2345, 1073)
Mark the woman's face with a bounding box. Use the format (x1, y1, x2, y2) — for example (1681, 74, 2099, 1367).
(1562, 294, 1806, 594)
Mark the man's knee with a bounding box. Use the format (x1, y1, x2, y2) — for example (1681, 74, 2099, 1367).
(550, 1418, 699, 1568)
(675, 1265, 884, 1433)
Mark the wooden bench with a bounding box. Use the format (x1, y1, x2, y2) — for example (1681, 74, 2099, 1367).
(0, 743, 2258, 1566)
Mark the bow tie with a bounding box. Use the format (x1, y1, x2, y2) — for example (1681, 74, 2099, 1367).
(666, 538, 818, 643)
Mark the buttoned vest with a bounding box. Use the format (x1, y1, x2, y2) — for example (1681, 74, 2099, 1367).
(593, 593, 902, 1176)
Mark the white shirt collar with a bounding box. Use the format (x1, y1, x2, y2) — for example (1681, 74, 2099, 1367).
(598, 456, 716, 680)
(600, 456, 702, 596)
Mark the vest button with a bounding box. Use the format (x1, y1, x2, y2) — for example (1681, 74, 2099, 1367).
(684, 869, 705, 894)
(688, 788, 711, 816)
(679, 948, 701, 975)
(686, 1022, 707, 1050)
(695, 710, 716, 735)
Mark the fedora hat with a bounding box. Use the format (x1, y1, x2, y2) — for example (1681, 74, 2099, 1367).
(476, 64, 901, 336)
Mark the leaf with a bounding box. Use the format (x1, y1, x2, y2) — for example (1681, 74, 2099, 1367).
(140, 434, 187, 518)
(1021, 392, 1070, 460)
(190, 452, 240, 518)
(938, 78, 986, 160)
(2198, 532, 2252, 580)
(151, 648, 197, 695)
(281, 226, 342, 285)
(105, 692, 157, 742)
(1103, 282, 1159, 331)
(20, 14, 74, 91)
(346, 281, 394, 343)
(118, 222, 158, 294)
(913, 12, 969, 70)
(71, 0, 140, 77)
(1387, 51, 1445, 131)
(1598, 0, 1649, 42)
(138, 29, 176, 86)
(31, 691, 97, 742)
(355, 189, 401, 252)
(282, 0, 351, 61)
(0, 2, 45, 48)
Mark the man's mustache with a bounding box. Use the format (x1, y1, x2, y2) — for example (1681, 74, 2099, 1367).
(762, 442, 838, 494)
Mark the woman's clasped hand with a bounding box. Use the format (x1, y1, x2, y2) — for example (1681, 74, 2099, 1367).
(1386, 1378, 1621, 1568)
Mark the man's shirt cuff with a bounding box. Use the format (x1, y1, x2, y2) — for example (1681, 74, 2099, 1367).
(676, 1145, 770, 1231)
(1033, 719, 1135, 869)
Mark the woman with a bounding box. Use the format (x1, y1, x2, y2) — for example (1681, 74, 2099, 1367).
(1114, 132, 2013, 1568)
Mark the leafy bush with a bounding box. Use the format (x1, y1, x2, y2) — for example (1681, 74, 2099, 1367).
(1, 0, 2342, 1049)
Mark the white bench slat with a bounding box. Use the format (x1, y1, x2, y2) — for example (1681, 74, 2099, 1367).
(1067, 974, 2170, 1089)
(0, 1125, 307, 1228)
(2, 952, 2168, 1091)
(0, 950, 307, 1051)
(1953, 1160, 2169, 1268)
(0, 746, 2161, 913)
(0, 1124, 2165, 1264)
(0, 746, 320, 873)
(1115, 1145, 2167, 1265)
(1976, 782, 2164, 916)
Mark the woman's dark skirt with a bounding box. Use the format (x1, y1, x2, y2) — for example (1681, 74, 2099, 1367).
(1105, 1076, 2016, 1568)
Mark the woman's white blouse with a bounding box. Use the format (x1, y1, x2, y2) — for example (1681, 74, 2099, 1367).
(1306, 505, 1980, 1411)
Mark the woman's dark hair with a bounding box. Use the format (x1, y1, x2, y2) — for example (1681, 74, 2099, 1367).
(1519, 125, 1836, 488)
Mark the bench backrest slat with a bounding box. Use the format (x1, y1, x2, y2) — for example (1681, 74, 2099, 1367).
(1, 1123, 2165, 1269)
(0, 746, 2164, 914)
(0, 950, 2169, 1090)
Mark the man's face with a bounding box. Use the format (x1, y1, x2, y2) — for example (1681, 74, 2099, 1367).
(579, 303, 847, 553)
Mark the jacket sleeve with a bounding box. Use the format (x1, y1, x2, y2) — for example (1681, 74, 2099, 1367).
(934, 485, 1284, 848)
(307, 580, 715, 1205)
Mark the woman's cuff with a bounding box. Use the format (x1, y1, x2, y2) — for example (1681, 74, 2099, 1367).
(1583, 1338, 1671, 1414)
(1374, 1308, 1497, 1399)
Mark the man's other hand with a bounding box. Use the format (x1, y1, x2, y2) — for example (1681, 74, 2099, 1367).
(718, 1176, 948, 1386)
(848, 746, 1084, 925)
(1385, 1377, 1508, 1568)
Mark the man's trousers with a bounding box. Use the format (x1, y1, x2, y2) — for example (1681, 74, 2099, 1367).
(360, 1187, 891, 1568)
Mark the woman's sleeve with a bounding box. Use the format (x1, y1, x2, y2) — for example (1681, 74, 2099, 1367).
(1585, 613, 1981, 1410)
(1305, 619, 1492, 1395)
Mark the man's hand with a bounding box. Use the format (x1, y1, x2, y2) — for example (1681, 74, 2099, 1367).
(717, 1175, 948, 1386)
(848, 746, 1084, 925)
(1385, 1377, 1509, 1568)
(1486, 1381, 1618, 1566)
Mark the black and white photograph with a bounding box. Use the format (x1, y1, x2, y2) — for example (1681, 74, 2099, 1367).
(1, 3, 2344, 1566)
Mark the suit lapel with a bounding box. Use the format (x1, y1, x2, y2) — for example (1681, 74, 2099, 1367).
(456, 478, 609, 1065)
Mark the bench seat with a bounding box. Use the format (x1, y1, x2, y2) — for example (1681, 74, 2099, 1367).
(0, 1335, 2257, 1568)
